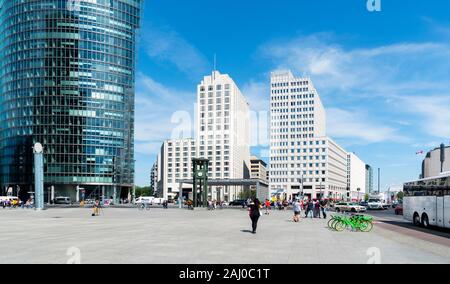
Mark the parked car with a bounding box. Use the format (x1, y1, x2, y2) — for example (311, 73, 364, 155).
(392, 201, 400, 209)
(334, 202, 367, 213)
(229, 199, 247, 207)
(359, 201, 369, 208)
(135, 196, 154, 205)
(367, 198, 385, 210)
(54, 197, 71, 205)
(395, 204, 403, 215)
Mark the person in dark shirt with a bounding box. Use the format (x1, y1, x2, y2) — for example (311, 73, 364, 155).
(248, 198, 262, 234)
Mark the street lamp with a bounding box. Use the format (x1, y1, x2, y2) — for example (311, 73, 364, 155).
(357, 188, 361, 202)
(299, 174, 304, 199)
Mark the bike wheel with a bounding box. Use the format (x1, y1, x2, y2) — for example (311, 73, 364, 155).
(359, 221, 373, 232)
(334, 221, 345, 232)
(146, 205, 151, 211)
(327, 218, 336, 229)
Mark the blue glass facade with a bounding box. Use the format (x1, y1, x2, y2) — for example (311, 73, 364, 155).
(0, 0, 141, 200)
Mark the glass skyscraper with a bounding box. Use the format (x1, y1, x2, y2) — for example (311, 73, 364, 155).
(0, 0, 141, 201)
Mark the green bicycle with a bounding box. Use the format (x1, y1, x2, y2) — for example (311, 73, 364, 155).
(328, 214, 373, 232)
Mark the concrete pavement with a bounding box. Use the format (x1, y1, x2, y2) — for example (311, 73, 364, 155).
(0, 208, 449, 264)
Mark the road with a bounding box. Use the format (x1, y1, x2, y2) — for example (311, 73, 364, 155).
(367, 208, 450, 247)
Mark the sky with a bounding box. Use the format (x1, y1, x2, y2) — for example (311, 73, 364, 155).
(133, 0, 450, 191)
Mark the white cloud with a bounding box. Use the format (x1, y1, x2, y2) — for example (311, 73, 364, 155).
(134, 73, 196, 155)
(260, 34, 450, 96)
(143, 25, 210, 77)
(242, 80, 270, 112)
(259, 34, 450, 144)
(396, 96, 450, 138)
(326, 108, 408, 144)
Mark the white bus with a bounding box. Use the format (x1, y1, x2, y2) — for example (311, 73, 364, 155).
(403, 173, 450, 229)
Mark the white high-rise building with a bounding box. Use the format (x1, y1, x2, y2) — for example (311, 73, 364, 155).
(269, 70, 348, 200)
(156, 138, 197, 200)
(196, 71, 251, 200)
(347, 153, 367, 201)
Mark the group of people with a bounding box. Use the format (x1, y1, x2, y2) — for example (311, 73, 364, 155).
(246, 197, 330, 233)
(207, 200, 226, 210)
(292, 198, 328, 222)
(1, 198, 33, 209)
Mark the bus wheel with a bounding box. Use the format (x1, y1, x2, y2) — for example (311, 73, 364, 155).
(413, 213, 421, 226)
(421, 214, 430, 228)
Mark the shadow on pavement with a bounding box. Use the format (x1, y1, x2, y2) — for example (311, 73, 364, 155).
(240, 230, 254, 234)
(381, 221, 450, 238)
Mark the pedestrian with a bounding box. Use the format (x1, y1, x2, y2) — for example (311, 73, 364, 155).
(293, 199, 301, 222)
(187, 199, 194, 210)
(25, 198, 32, 209)
(283, 200, 289, 211)
(314, 200, 321, 218)
(306, 200, 314, 218)
(320, 199, 328, 219)
(92, 199, 100, 216)
(264, 199, 271, 215)
(248, 198, 262, 234)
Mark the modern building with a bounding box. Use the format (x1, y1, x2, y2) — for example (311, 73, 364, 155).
(156, 139, 196, 200)
(365, 164, 374, 193)
(269, 70, 348, 200)
(422, 144, 450, 178)
(346, 153, 367, 201)
(150, 162, 158, 194)
(250, 156, 268, 182)
(250, 156, 268, 191)
(195, 71, 251, 201)
(0, 1, 142, 201)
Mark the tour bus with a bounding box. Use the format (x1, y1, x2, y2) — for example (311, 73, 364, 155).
(403, 173, 450, 228)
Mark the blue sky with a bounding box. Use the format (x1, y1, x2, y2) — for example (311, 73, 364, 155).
(134, 0, 450, 190)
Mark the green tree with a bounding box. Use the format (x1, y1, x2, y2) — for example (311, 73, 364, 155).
(239, 189, 256, 200)
(135, 186, 152, 197)
(397, 191, 404, 200)
(364, 194, 369, 202)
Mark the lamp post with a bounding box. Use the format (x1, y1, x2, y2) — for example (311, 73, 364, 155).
(33, 143, 44, 210)
(299, 173, 304, 200)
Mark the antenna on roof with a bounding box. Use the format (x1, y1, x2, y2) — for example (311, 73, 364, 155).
(213, 53, 217, 80)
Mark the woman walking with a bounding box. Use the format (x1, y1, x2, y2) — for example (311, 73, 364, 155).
(248, 198, 262, 234)
(293, 199, 301, 222)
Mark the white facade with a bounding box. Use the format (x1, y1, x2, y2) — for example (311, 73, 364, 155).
(154, 71, 252, 203)
(196, 71, 251, 202)
(269, 70, 348, 200)
(150, 161, 158, 193)
(157, 139, 197, 200)
(347, 153, 367, 201)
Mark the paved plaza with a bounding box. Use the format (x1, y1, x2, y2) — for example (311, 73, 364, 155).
(0, 208, 449, 264)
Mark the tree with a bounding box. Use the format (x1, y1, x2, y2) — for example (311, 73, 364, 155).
(397, 191, 404, 200)
(239, 189, 256, 200)
(364, 194, 369, 202)
(135, 186, 152, 197)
